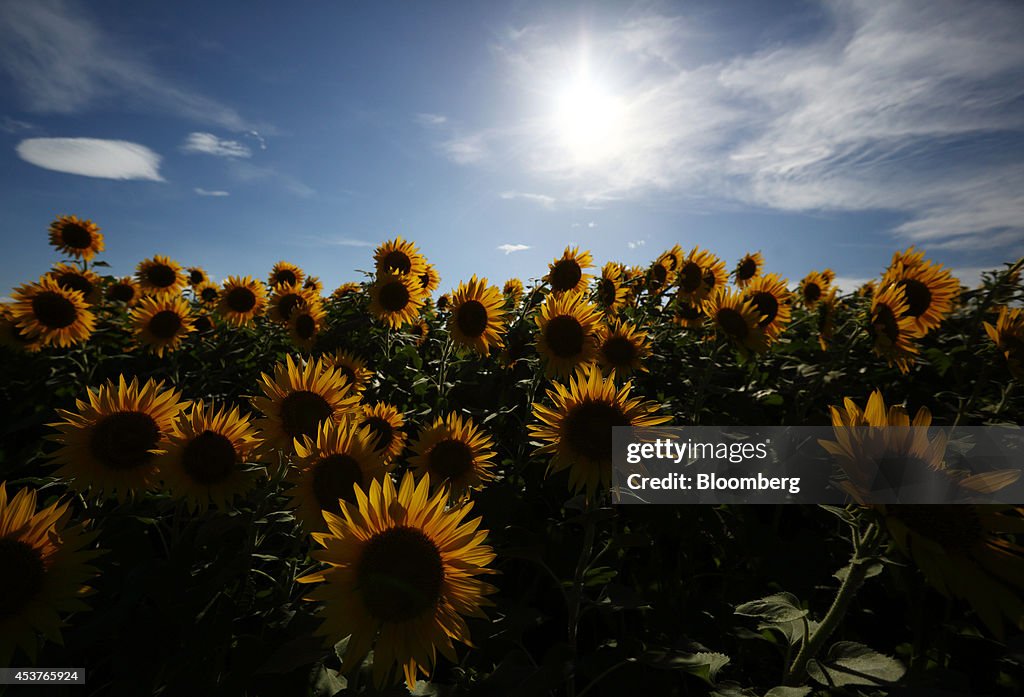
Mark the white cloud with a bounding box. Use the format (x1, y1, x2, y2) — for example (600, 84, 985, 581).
(500, 190, 556, 207)
(416, 113, 448, 126)
(194, 187, 229, 197)
(182, 132, 251, 158)
(628, 239, 646, 249)
(16, 137, 163, 180)
(832, 276, 872, 294)
(587, 221, 596, 228)
(324, 237, 375, 247)
(498, 243, 531, 254)
(441, 134, 488, 164)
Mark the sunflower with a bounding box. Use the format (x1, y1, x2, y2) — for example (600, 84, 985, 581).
(359, 403, 408, 463)
(706, 287, 768, 357)
(799, 270, 833, 308)
(49, 376, 189, 502)
(0, 305, 42, 352)
(218, 276, 267, 327)
(322, 349, 373, 393)
(535, 291, 603, 378)
(158, 401, 264, 512)
(268, 261, 306, 289)
(817, 288, 839, 351)
(288, 300, 326, 351)
(195, 280, 220, 306)
(985, 306, 1024, 379)
(410, 413, 497, 499)
(369, 271, 425, 328)
(10, 278, 95, 348)
(646, 256, 674, 294)
(662, 244, 685, 271)
(448, 276, 506, 355)
(303, 275, 324, 296)
(890, 246, 928, 271)
(136, 255, 186, 297)
(105, 276, 141, 306)
(185, 266, 208, 287)
(47, 214, 104, 261)
(297, 471, 497, 689)
(530, 364, 671, 495)
(269, 283, 319, 324)
(418, 264, 441, 295)
(596, 319, 650, 377)
(733, 252, 763, 288)
(857, 280, 877, 298)
(375, 237, 428, 278)
(503, 278, 524, 307)
(253, 355, 361, 452)
(545, 246, 593, 295)
(436, 293, 450, 312)
(883, 260, 960, 335)
(741, 273, 791, 340)
(332, 282, 362, 299)
(131, 295, 194, 357)
(675, 247, 724, 304)
(407, 318, 429, 346)
(869, 284, 921, 373)
(595, 263, 629, 315)
(192, 312, 215, 333)
(0, 483, 100, 665)
(46, 263, 102, 304)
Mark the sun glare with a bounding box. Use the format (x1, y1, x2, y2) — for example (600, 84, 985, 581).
(552, 72, 625, 164)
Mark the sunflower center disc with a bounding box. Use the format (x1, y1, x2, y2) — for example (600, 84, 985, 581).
(60, 223, 93, 249)
(598, 279, 618, 306)
(358, 526, 444, 622)
(149, 310, 183, 339)
(738, 258, 756, 280)
(109, 284, 136, 303)
(550, 260, 582, 291)
(601, 336, 637, 367)
(280, 390, 334, 440)
(180, 430, 237, 485)
(379, 281, 410, 312)
(279, 270, 300, 286)
(278, 294, 302, 320)
(887, 505, 982, 554)
(428, 438, 475, 479)
(226, 287, 257, 313)
(751, 291, 779, 326)
(546, 315, 585, 358)
(381, 251, 413, 275)
(363, 416, 395, 452)
(898, 279, 932, 318)
(201, 287, 218, 302)
(680, 263, 702, 292)
(189, 270, 205, 285)
(58, 273, 94, 297)
(804, 283, 821, 303)
(89, 411, 161, 471)
(717, 308, 749, 340)
(562, 400, 631, 462)
(0, 537, 45, 620)
(651, 264, 668, 287)
(193, 316, 213, 332)
(312, 454, 364, 511)
(456, 300, 489, 338)
(147, 264, 178, 289)
(32, 291, 78, 329)
(872, 305, 900, 345)
(295, 314, 316, 339)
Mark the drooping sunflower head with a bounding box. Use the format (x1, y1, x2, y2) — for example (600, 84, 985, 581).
(195, 280, 220, 306)
(369, 271, 426, 328)
(185, 266, 208, 287)
(47, 214, 104, 261)
(131, 295, 194, 357)
(269, 282, 319, 324)
(503, 278, 524, 307)
(448, 275, 506, 355)
(218, 275, 267, 327)
(303, 275, 324, 296)
(734, 252, 764, 287)
(799, 270, 833, 308)
(268, 261, 306, 289)
(530, 363, 671, 496)
(707, 287, 768, 357)
(49, 376, 189, 502)
(869, 283, 922, 373)
(136, 255, 186, 297)
(359, 402, 408, 462)
(253, 355, 362, 452)
(985, 306, 1024, 380)
(882, 259, 960, 335)
(0, 482, 100, 665)
(741, 272, 791, 340)
(105, 276, 141, 306)
(0, 305, 42, 353)
(374, 237, 428, 277)
(10, 277, 95, 348)
(46, 263, 102, 304)
(534, 291, 603, 378)
(545, 246, 594, 295)
(410, 413, 497, 499)
(287, 300, 326, 351)
(158, 401, 265, 513)
(297, 471, 497, 689)
(596, 319, 650, 377)
(323, 349, 373, 393)
(417, 264, 441, 295)
(595, 262, 628, 315)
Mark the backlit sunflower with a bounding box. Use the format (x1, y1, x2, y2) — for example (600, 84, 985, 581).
(136, 255, 185, 297)
(332, 282, 362, 299)
(47, 214, 104, 261)
(742, 273, 791, 340)
(503, 278, 524, 307)
(407, 318, 429, 346)
(535, 291, 603, 378)
(985, 306, 1024, 379)
(734, 252, 763, 288)
(857, 280, 877, 298)
(10, 278, 95, 348)
(530, 364, 671, 495)
(707, 287, 768, 357)
(596, 319, 650, 377)
(324, 349, 374, 393)
(0, 482, 100, 665)
(185, 266, 208, 287)
(662, 244, 685, 271)
(646, 256, 674, 294)
(817, 288, 839, 351)
(46, 263, 102, 304)
(369, 271, 425, 328)
(218, 275, 267, 327)
(195, 280, 220, 306)
(0, 305, 41, 352)
(158, 401, 264, 513)
(436, 293, 450, 312)
(288, 300, 326, 351)
(448, 276, 506, 355)
(253, 355, 361, 452)
(890, 246, 928, 271)
(545, 246, 593, 295)
(799, 270, 833, 308)
(418, 264, 441, 295)
(671, 296, 706, 329)
(883, 260, 960, 335)
(869, 284, 921, 373)
(360, 403, 408, 462)
(675, 247, 723, 304)
(410, 413, 497, 499)
(269, 282, 319, 324)
(304, 275, 324, 296)
(595, 262, 629, 315)
(105, 276, 141, 306)
(49, 376, 189, 502)
(131, 295, 194, 357)
(297, 471, 497, 689)
(268, 261, 305, 289)
(375, 237, 428, 277)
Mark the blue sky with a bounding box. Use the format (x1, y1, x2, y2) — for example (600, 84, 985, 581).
(2, 0, 1022, 296)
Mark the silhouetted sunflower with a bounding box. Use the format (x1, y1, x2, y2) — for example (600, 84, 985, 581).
(10, 278, 95, 348)
(185, 266, 208, 287)
(869, 284, 921, 373)
(985, 306, 1024, 379)
(46, 263, 102, 304)
(799, 270, 833, 308)
(106, 276, 141, 305)
(218, 276, 267, 326)
(288, 300, 326, 351)
(741, 273, 791, 340)
(269, 282, 319, 324)
(268, 261, 305, 289)
(297, 472, 496, 689)
(369, 271, 425, 328)
(359, 403, 408, 463)
(595, 262, 628, 315)
(136, 255, 185, 297)
(596, 319, 650, 377)
(535, 291, 603, 378)
(883, 260, 960, 335)
(324, 349, 373, 393)
(374, 237, 427, 277)
(131, 295, 194, 356)
(0, 305, 41, 352)
(448, 276, 506, 355)
(410, 413, 497, 499)
(545, 246, 593, 295)
(707, 287, 768, 357)
(733, 252, 763, 287)
(47, 214, 104, 261)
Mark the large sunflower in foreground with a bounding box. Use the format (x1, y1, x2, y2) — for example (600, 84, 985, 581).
(374, 237, 427, 277)
(324, 349, 373, 394)
(268, 261, 305, 289)
(883, 260, 960, 335)
(706, 287, 768, 357)
(410, 413, 497, 499)
(269, 283, 319, 324)
(131, 295, 194, 357)
(799, 270, 833, 308)
(105, 276, 141, 306)
(596, 319, 650, 377)
(545, 246, 593, 295)
(985, 306, 1024, 379)
(49, 376, 189, 502)
(47, 214, 104, 261)
(297, 472, 496, 689)
(10, 278, 95, 348)
(369, 271, 425, 328)
(136, 255, 186, 297)
(218, 276, 267, 327)
(253, 355, 361, 452)
(741, 272, 791, 340)
(359, 403, 408, 463)
(535, 291, 603, 378)
(287, 419, 390, 532)
(158, 401, 264, 512)
(530, 364, 671, 495)
(733, 252, 763, 288)
(46, 263, 102, 304)
(288, 300, 326, 351)
(448, 276, 506, 355)
(595, 262, 629, 315)
(0, 483, 100, 664)
(869, 284, 921, 373)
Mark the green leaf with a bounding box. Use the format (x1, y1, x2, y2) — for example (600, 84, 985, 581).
(764, 687, 812, 697)
(642, 649, 730, 684)
(584, 566, 617, 587)
(735, 592, 807, 623)
(806, 641, 906, 687)
(834, 560, 883, 582)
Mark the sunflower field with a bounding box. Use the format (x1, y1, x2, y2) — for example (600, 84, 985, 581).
(1, 214, 1023, 696)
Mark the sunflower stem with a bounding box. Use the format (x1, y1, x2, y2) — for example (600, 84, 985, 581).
(567, 500, 598, 697)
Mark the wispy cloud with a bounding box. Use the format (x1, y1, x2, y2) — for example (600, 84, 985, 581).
(1, 116, 36, 133)
(498, 243, 531, 254)
(182, 132, 251, 158)
(323, 237, 375, 248)
(500, 190, 556, 207)
(627, 239, 646, 249)
(415, 113, 448, 126)
(16, 137, 163, 180)
(441, 133, 488, 164)
(194, 187, 229, 197)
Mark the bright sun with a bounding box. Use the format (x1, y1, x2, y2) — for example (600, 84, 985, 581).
(552, 72, 625, 164)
